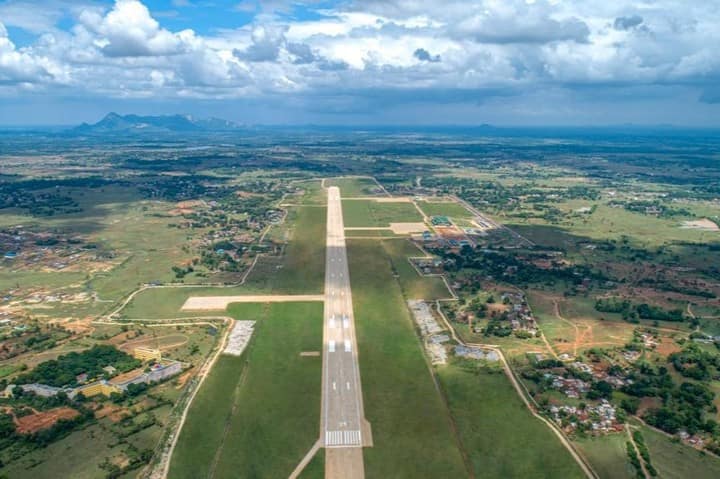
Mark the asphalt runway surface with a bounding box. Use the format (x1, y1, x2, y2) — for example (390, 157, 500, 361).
(321, 186, 368, 479)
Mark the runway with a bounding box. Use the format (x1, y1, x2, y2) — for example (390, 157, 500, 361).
(321, 186, 369, 479)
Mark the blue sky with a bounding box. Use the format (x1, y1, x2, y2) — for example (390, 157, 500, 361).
(0, 0, 719, 126)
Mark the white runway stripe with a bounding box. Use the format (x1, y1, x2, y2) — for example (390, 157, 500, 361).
(325, 429, 362, 447)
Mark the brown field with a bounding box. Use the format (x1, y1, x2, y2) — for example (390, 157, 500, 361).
(389, 222, 427, 234)
(681, 219, 720, 231)
(57, 316, 95, 335)
(94, 403, 130, 422)
(530, 291, 637, 356)
(654, 336, 682, 356)
(16, 407, 80, 434)
(175, 370, 193, 389)
(433, 225, 464, 238)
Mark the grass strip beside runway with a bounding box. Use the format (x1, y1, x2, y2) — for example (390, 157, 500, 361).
(168, 302, 322, 479)
(347, 239, 467, 478)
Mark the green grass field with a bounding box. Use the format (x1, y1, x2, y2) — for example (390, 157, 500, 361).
(437, 360, 585, 478)
(0, 186, 206, 319)
(245, 206, 326, 294)
(380, 239, 452, 300)
(297, 449, 324, 479)
(342, 200, 423, 228)
(325, 177, 384, 197)
(123, 205, 326, 319)
(169, 301, 322, 479)
(121, 285, 261, 319)
(417, 200, 473, 219)
(347, 239, 468, 477)
(344, 229, 403, 238)
(0, 421, 126, 478)
(641, 424, 720, 479)
(294, 179, 326, 205)
(574, 433, 635, 479)
(511, 203, 715, 248)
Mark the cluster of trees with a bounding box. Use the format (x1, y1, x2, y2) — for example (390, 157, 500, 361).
(437, 247, 607, 289)
(669, 344, 720, 381)
(595, 297, 685, 323)
(16, 345, 140, 388)
(618, 200, 693, 218)
(620, 352, 719, 436)
(0, 177, 111, 217)
(0, 406, 94, 450)
(483, 318, 513, 337)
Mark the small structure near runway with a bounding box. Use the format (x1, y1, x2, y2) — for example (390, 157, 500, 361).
(408, 300, 443, 335)
(408, 300, 449, 365)
(224, 320, 255, 356)
(454, 345, 499, 361)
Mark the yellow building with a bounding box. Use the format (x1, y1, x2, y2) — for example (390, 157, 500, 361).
(133, 346, 162, 362)
(75, 381, 121, 398)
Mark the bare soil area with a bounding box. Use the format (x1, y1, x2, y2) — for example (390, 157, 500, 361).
(15, 407, 80, 434)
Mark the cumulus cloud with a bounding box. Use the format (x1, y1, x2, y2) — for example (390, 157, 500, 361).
(413, 48, 440, 62)
(0, 21, 64, 84)
(287, 42, 316, 64)
(0, 0, 718, 122)
(233, 25, 286, 62)
(457, 14, 590, 44)
(80, 0, 194, 57)
(614, 15, 644, 31)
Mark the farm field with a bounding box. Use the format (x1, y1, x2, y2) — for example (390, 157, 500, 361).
(342, 199, 424, 228)
(436, 360, 585, 478)
(168, 301, 322, 479)
(347, 239, 468, 478)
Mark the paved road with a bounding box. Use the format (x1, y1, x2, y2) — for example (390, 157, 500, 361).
(322, 186, 368, 479)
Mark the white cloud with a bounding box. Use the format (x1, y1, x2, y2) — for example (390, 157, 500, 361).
(0, 0, 718, 112)
(79, 0, 194, 57)
(0, 21, 67, 85)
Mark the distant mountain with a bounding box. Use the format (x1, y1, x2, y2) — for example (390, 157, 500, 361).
(72, 113, 242, 134)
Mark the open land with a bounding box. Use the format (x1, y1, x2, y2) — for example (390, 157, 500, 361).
(1, 127, 720, 479)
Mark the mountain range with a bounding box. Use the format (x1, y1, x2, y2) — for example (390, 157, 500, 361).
(72, 113, 242, 134)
